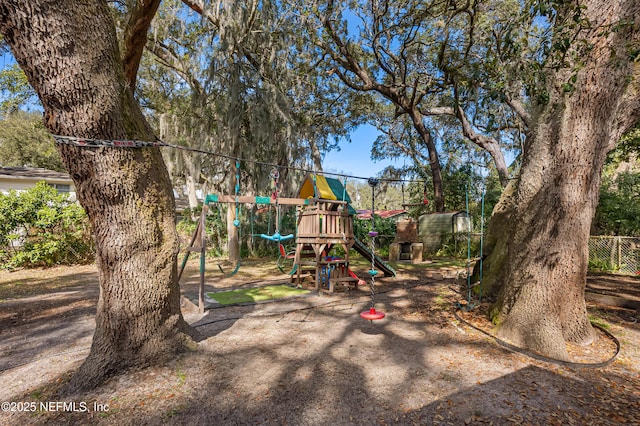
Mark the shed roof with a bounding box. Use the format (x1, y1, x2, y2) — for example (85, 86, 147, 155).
(356, 209, 408, 220)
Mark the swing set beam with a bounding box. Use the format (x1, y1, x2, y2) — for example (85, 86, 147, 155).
(205, 194, 348, 207)
(205, 194, 319, 206)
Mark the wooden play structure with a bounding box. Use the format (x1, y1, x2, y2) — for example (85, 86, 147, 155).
(291, 174, 358, 292)
(292, 175, 395, 290)
(178, 172, 395, 312)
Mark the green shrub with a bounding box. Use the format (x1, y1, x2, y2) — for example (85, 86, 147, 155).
(594, 171, 640, 236)
(0, 182, 94, 269)
(354, 215, 396, 254)
(588, 257, 616, 273)
(436, 233, 480, 259)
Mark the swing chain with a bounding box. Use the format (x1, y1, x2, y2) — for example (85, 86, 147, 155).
(422, 182, 429, 205)
(367, 178, 379, 309)
(368, 237, 377, 309)
(269, 168, 280, 180)
(270, 167, 281, 233)
(269, 168, 280, 200)
(233, 161, 241, 227)
(234, 161, 241, 196)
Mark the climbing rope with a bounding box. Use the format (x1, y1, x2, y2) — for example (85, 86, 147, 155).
(460, 184, 486, 310)
(464, 187, 474, 309)
(360, 177, 385, 321)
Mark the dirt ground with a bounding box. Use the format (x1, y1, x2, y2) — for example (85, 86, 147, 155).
(0, 258, 639, 425)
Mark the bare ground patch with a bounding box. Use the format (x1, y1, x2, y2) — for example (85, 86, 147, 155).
(0, 260, 638, 425)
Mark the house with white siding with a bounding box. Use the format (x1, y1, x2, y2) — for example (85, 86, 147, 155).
(0, 166, 76, 198)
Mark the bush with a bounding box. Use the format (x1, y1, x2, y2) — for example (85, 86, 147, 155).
(354, 215, 396, 255)
(594, 171, 640, 236)
(0, 182, 94, 269)
(436, 233, 480, 259)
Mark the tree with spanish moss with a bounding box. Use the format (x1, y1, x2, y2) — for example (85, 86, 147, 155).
(480, 0, 640, 360)
(0, 0, 196, 392)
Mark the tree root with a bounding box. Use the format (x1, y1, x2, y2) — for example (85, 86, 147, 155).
(454, 307, 620, 369)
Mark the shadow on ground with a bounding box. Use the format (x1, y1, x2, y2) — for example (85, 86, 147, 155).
(1, 264, 639, 425)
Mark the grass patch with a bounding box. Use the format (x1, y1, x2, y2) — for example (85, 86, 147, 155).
(206, 284, 310, 305)
(427, 258, 468, 268)
(434, 294, 449, 308)
(589, 315, 611, 330)
(176, 369, 186, 386)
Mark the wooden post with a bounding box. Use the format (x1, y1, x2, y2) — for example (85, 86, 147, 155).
(198, 205, 208, 313)
(177, 203, 209, 313)
(411, 243, 423, 264)
(178, 214, 200, 281)
(617, 236, 622, 271)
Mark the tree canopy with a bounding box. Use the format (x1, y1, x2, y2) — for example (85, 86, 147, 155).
(0, 111, 64, 171)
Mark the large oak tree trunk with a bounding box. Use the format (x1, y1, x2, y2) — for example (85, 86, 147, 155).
(484, 0, 640, 360)
(408, 109, 445, 212)
(0, 0, 196, 392)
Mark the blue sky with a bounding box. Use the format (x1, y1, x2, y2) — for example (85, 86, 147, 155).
(322, 124, 402, 178)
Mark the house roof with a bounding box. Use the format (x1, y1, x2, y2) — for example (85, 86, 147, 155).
(356, 209, 408, 220)
(174, 197, 192, 212)
(0, 167, 72, 183)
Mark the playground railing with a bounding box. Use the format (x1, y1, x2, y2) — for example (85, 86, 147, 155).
(297, 205, 354, 243)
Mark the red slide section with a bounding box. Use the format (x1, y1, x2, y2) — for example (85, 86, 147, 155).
(348, 269, 366, 286)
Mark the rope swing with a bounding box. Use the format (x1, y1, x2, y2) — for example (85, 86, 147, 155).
(360, 177, 386, 321)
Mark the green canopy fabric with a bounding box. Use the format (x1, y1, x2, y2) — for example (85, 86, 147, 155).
(298, 174, 357, 214)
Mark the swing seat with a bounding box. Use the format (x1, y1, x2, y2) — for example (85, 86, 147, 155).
(277, 244, 297, 275)
(279, 244, 296, 259)
(259, 232, 294, 242)
(218, 261, 241, 276)
(360, 307, 385, 321)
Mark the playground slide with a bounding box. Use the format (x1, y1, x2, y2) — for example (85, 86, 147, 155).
(352, 237, 396, 277)
(348, 269, 367, 286)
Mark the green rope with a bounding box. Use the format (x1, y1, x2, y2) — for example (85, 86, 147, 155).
(479, 188, 485, 304)
(342, 176, 347, 203)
